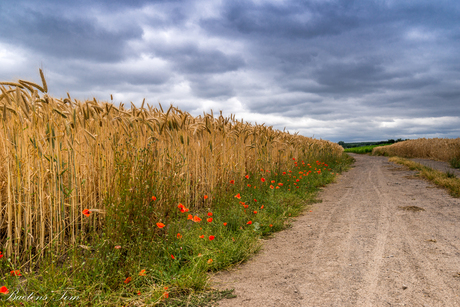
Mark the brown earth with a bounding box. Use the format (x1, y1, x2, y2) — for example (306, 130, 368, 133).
(212, 153, 460, 306)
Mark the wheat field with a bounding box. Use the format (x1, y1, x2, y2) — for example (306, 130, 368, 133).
(372, 138, 460, 161)
(0, 70, 343, 261)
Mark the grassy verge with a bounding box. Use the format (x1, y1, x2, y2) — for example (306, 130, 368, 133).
(0, 154, 353, 306)
(389, 157, 460, 197)
(344, 143, 391, 154)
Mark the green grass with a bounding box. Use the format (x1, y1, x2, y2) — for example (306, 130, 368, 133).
(450, 156, 460, 169)
(0, 154, 353, 307)
(344, 143, 391, 154)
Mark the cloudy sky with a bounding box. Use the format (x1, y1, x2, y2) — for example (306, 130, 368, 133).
(1, 0, 459, 142)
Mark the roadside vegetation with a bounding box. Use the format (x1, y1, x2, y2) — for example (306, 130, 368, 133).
(0, 71, 351, 306)
(389, 157, 460, 198)
(372, 138, 460, 164)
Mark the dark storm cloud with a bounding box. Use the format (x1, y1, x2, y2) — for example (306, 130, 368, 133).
(1, 0, 459, 142)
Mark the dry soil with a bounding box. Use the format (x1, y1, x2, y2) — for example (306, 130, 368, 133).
(212, 153, 460, 306)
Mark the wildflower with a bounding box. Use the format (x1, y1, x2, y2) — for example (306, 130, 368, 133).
(115, 245, 121, 249)
(0, 286, 9, 294)
(171, 254, 175, 260)
(156, 223, 165, 229)
(260, 205, 264, 209)
(199, 235, 204, 239)
(245, 175, 249, 179)
(198, 253, 203, 257)
(223, 222, 227, 226)
(234, 193, 241, 199)
(247, 221, 252, 225)
(207, 217, 213, 223)
(296, 179, 300, 182)
(282, 172, 286, 175)
(137, 291, 141, 295)
(163, 292, 169, 299)
(276, 186, 280, 189)
(0, 251, 3, 259)
(261, 178, 265, 182)
(152, 196, 157, 201)
(193, 216, 202, 222)
(271, 180, 275, 183)
(82, 209, 90, 217)
(209, 235, 215, 241)
(124, 277, 132, 284)
(229, 180, 235, 184)
(204, 195, 208, 200)
(247, 184, 251, 187)
(243, 204, 248, 208)
(178, 203, 184, 210)
(139, 269, 146, 276)
(207, 212, 213, 216)
(177, 233, 182, 239)
(253, 211, 257, 214)
(187, 214, 193, 220)
(254, 199, 257, 202)
(270, 185, 274, 189)
(269, 224, 273, 227)
(292, 158, 296, 161)
(207, 259, 213, 264)
(10, 270, 21, 276)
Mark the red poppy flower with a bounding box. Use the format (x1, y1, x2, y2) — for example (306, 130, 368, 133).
(247, 184, 251, 187)
(156, 223, 165, 228)
(177, 233, 182, 239)
(261, 178, 265, 182)
(229, 180, 235, 184)
(223, 222, 227, 226)
(247, 221, 252, 225)
(278, 183, 283, 186)
(260, 205, 264, 209)
(187, 214, 193, 220)
(199, 235, 204, 239)
(115, 245, 121, 249)
(163, 292, 169, 298)
(0, 251, 3, 259)
(178, 203, 184, 209)
(193, 216, 202, 222)
(124, 277, 132, 284)
(296, 179, 300, 182)
(10, 270, 21, 276)
(243, 205, 248, 208)
(82, 209, 90, 217)
(152, 196, 157, 201)
(139, 269, 146, 276)
(209, 235, 215, 241)
(207, 212, 213, 216)
(204, 195, 208, 200)
(282, 172, 286, 175)
(270, 185, 274, 189)
(235, 193, 241, 199)
(207, 258, 213, 264)
(0, 286, 9, 294)
(292, 158, 296, 160)
(207, 217, 213, 223)
(276, 186, 280, 189)
(254, 199, 257, 202)
(253, 211, 257, 214)
(245, 175, 249, 179)
(269, 224, 273, 227)
(171, 254, 175, 260)
(271, 180, 275, 183)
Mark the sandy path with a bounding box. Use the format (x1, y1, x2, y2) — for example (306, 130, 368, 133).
(212, 154, 460, 306)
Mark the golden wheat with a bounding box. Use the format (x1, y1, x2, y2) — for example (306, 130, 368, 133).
(373, 138, 460, 161)
(0, 70, 343, 262)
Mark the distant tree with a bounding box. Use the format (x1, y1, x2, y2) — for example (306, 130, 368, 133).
(338, 141, 345, 147)
(387, 139, 395, 144)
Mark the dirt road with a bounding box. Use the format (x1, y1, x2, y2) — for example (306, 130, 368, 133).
(212, 154, 460, 306)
